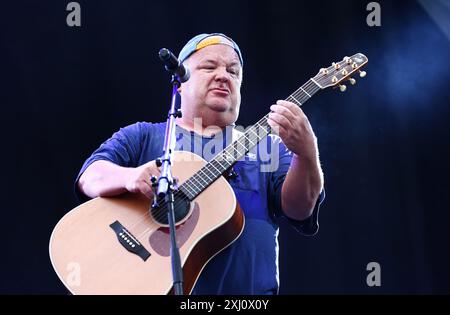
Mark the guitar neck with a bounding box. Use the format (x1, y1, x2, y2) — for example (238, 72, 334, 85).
(179, 78, 321, 201)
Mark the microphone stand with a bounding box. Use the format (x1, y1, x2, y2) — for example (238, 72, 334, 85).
(153, 73, 184, 295)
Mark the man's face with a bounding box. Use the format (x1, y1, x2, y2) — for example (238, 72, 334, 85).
(180, 44, 242, 126)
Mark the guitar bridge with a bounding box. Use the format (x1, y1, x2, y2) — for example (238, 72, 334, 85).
(109, 221, 151, 261)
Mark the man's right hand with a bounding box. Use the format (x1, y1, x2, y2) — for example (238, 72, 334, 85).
(78, 160, 161, 200)
(124, 160, 161, 199)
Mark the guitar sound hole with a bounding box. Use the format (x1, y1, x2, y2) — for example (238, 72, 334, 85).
(150, 194, 191, 225)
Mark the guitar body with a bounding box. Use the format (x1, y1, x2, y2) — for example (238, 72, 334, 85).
(49, 151, 245, 295)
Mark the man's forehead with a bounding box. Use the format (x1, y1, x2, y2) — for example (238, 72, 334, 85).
(190, 45, 241, 65)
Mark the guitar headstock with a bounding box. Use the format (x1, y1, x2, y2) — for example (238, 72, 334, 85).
(313, 53, 368, 92)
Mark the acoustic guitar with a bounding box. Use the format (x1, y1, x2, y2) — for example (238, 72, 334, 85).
(49, 53, 368, 294)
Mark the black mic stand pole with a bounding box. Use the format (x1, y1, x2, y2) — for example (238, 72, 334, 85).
(154, 72, 184, 295)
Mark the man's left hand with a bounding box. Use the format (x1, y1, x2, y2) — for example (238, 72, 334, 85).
(267, 100, 318, 159)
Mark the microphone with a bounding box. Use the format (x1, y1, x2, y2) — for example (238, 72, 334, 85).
(158, 48, 190, 83)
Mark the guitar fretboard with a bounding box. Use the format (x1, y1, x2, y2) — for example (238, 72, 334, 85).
(179, 78, 321, 200)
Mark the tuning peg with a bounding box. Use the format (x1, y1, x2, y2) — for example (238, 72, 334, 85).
(343, 56, 352, 64)
(332, 62, 340, 70)
(339, 84, 347, 92)
(349, 78, 356, 85)
(359, 70, 367, 78)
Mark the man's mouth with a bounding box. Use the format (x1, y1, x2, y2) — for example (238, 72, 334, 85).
(209, 88, 230, 96)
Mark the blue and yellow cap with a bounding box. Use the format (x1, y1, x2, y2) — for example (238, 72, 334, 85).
(178, 33, 243, 66)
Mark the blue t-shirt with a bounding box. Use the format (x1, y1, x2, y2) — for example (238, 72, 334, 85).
(75, 122, 324, 294)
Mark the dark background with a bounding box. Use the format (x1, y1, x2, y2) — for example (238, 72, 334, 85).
(1, 0, 450, 294)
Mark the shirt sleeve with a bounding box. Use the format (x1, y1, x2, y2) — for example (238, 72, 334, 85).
(267, 136, 325, 236)
(74, 122, 144, 202)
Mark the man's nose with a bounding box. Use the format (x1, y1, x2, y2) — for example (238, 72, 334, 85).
(214, 67, 230, 82)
